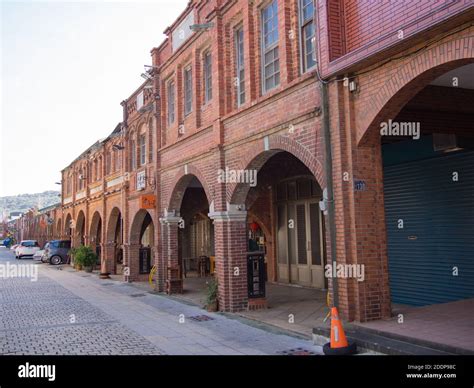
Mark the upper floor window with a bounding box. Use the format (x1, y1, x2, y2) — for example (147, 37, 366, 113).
(235, 27, 245, 106)
(106, 152, 111, 175)
(78, 170, 85, 190)
(184, 66, 193, 116)
(203, 51, 212, 103)
(94, 160, 98, 181)
(300, 0, 316, 72)
(139, 134, 146, 166)
(66, 176, 72, 195)
(131, 139, 136, 170)
(262, 0, 280, 93)
(167, 80, 175, 126)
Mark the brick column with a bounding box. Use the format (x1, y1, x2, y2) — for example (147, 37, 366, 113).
(329, 80, 392, 322)
(209, 206, 248, 312)
(159, 211, 183, 294)
(155, 221, 166, 292)
(102, 242, 116, 274)
(125, 243, 141, 282)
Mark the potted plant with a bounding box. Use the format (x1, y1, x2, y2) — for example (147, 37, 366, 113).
(205, 278, 219, 312)
(70, 247, 82, 270)
(74, 245, 97, 273)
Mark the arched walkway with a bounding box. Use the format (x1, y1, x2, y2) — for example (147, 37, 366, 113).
(128, 209, 155, 282)
(103, 207, 123, 275)
(89, 211, 102, 266)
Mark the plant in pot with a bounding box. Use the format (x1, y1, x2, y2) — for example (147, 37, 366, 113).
(205, 278, 219, 312)
(70, 247, 82, 270)
(74, 245, 98, 273)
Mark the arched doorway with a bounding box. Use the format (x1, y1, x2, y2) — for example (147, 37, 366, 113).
(64, 214, 72, 241)
(231, 151, 327, 291)
(75, 210, 86, 247)
(173, 175, 214, 302)
(89, 211, 102, 267)
(129, 209, 155, 281)
(105, 207, 123, 275)
(374, 61, 474, 307)
(56, 218, 62, 239)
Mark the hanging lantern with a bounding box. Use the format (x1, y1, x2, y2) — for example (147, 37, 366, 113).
(249, 222, 260, 232)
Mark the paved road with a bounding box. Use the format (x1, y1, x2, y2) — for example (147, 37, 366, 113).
(0, 246, 322, 355)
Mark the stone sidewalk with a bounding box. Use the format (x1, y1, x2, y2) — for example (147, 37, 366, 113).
(0, 250, 322, 355)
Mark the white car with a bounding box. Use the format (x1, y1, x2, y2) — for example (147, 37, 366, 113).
(16, 240, 40, 259)
(33, 249, 45, 261)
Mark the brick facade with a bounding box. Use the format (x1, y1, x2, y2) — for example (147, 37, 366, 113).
(18, 1, 474, 322)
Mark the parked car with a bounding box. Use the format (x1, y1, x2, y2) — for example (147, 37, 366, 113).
(33, 249, 46, 261)
(45, 240, 71, 265)
(15, 240, 40, 259)
(40, 242, 50, 263)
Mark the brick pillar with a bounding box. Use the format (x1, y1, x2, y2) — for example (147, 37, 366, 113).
(329, 80, 392, 322)
(126, 243, 141, 282)
(102, 242, 116, 274)
(159, 211, 183, 294)
(155, 222, 166, 292)
(209, 206, 248, 312)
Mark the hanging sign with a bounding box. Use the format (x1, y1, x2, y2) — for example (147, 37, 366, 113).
(140, 195, 156, 209)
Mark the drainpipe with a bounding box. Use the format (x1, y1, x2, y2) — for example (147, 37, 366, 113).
(315, 0, 338, 309)
(321, 82, 338, 309)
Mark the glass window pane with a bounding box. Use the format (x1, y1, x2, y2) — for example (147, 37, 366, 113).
(310, 203, 322, 265)
(288, 204, 296, 264)
(296, 204, 307, 264)
(277, 205, 287, 264)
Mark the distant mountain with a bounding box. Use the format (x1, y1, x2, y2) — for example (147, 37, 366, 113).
(0, 191, 61, 219)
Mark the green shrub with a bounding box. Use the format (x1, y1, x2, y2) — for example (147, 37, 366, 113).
(205, 278, 218, 306)
(73, 245, 98, 268)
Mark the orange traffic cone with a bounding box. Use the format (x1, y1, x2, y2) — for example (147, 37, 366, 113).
(323, 307, 357, 355)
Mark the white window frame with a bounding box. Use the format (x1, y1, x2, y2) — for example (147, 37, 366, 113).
(184, 66, 193, 116)
(131, 139, 136, 170)
(139, 134, 146, 166)
(299, 0, 316, 73)
(136, 91, 144, 111)
(235, 26, 245, 106)
(261, 0, 280, 94)
(167, 80, 175, 126)
(203, 51, 212, 103)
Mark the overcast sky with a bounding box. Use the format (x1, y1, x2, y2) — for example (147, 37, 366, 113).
(0, 0, 188, 197)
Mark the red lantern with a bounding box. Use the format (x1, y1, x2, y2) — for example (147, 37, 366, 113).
(249, 222, 259, 232)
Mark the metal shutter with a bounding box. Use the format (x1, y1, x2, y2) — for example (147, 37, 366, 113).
(384, 151, 474, 306)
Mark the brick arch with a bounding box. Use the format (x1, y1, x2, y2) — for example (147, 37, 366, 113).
(89, 211, 102, 242)
(166, 164, 213, 212)
(106, 207, 122, 243)
(75, 210, 86, 244)
(64, 213, 72, 237)
(228, 134, 324, 205)
(56, 218, 62, 238)
(129, 209, 154, 244)
(358, 34, 474, 146)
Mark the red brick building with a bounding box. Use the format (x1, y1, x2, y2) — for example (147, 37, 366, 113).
(19, 0, 474, 322)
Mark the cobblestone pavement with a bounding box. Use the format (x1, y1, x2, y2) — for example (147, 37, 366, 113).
(0, 247, 322, 355)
